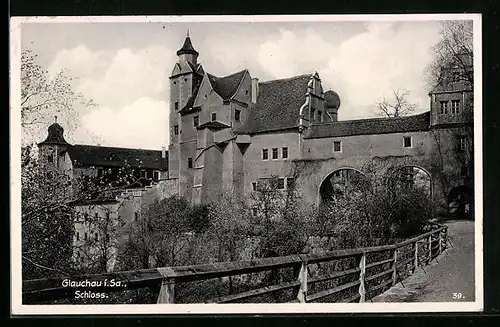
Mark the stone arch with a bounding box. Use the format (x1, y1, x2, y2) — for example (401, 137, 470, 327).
(318, 167, 371, 205)
(386, 165, 433, 198)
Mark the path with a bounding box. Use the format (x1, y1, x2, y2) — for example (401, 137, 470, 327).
(372, 220, 476, 302)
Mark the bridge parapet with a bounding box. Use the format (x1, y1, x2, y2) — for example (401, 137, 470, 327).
(23, 225, 448, 304)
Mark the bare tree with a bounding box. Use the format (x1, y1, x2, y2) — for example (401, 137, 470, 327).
(375, 89, 417, 118)
(426, 20, 473, 89)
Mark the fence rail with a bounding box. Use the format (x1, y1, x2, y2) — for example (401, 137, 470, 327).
(23, 225, 448, 304)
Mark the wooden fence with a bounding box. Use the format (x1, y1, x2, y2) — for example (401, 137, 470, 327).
(23, 225, 448, 304)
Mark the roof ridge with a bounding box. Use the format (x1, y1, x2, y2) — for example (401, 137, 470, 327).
(258, 73, 311, 85)
(320, 111, 430, 125)
(72, 144, 164, 152)
(207, 69, 248, 80)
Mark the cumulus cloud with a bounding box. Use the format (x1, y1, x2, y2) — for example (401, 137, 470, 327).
(256, 23, 441, 120)
(78, 97, 169, 150)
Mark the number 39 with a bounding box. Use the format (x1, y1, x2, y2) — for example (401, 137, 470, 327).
(453, 292, 463, 300)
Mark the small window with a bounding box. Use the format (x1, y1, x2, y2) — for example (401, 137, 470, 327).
(252, 181, 257, 191)
(153, 170, 160, 181)
(47, 154, 54, 164)
(286, 177, 295, 189)
(282, 147, 288, 159)
(403, 136, 412, 148)
(245, 90, 249, 95)
(174, 125, 179, 135)
(458, 136, 467, 151)
(272, 148, 279, 159)
(235, 109, 241, 122)
(174, 102, 179, 110)
(134, 212, 139, 221)
(451, 100, 460, 114)
(193, 116, 199, 127)
(272, 178, 285, 190)
(188, 157, 193, 168)
(262, 149, 268, 160)
(173, 81, 177, 85)
(318, 111, 323, 122)
(440, 101, 448, 114)
(184, 78, 188, 82)
(204, 94, 208, 99)
(333, 141, 342, 152)
(211, 113, 217, 121)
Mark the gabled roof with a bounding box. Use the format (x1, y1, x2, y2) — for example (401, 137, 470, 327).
(197, 121, 231, 130)
(303, 112, 431, 139)
(207, 70, 247, 101)
(67, 144, 168, 170)
(235, 74, 311, 134)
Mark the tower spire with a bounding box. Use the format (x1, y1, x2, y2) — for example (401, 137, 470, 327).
(187, 28, 190, 37)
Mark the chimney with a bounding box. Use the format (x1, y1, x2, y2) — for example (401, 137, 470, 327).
(161, 146, 166, 159)
(251, 78, 259, 103)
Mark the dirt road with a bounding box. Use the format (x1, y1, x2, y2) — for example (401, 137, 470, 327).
(372, 220, 476, 302)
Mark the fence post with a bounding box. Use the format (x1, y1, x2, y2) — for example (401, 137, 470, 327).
(358, 253, 366, 303)
(428, 235, 432, 264)
(392, 247, 398, 286)
(438, 229, 443, 255)
(157, 278, 175, 304)
(297, 261, 308, 303)
(413, 240, 418, 274)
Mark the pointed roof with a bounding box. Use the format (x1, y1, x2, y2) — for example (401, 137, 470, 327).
(177, 34, 199, 56)
(207, 70, 247, 101)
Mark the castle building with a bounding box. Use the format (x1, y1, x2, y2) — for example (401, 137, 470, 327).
(37, 33, 474, 264)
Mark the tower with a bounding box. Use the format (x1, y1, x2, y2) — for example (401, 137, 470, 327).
(37, 116, 71, 173)
(168, 31, 204, 180)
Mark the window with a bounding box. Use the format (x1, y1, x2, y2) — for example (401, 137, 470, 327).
(272, 148, 279, 159)
(193, 115, 199, 127)
(458, 136, 467, 151)
(184, 78, 188, 82)
(440, 101, 448, 114)
(282, 147, 288, 159)
(134, 212, 139, 221)
(235, 109, 241, 122)
(245, 90, 249, 95)
(271, 178, 285, 190)
(451, 100, 460, 114)
(403, 136, 412, 148)
(318, 111, 323, 122)
(47, 154, 54, 164)
(174, 125, 179, 135)
(252, 181, 257, 191)
(173, 81, 177, 85)
(262, 149, 268, 160)
(153, 170, 160, 181)
(174, 102, 179, 110)
(188, 157, 193, 168)
(211, 113, 217, 121)
(333, 141, 342, 153)
(286, 177, 295, 189)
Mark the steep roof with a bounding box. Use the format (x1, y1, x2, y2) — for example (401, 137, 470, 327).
(236, 74, 311, 134)
(67, 144, 168, 170)
(207, 70, 247, 101)
(304, 112, 431, 139)
(176, 36, 199, 56)
(197, 121, 231, 130)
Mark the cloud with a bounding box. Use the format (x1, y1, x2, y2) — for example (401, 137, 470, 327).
(78, 97, 169, 150)
(255, 23, 441, 120)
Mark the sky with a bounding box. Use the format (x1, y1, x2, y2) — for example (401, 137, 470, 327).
(20, 18, 445, 150)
